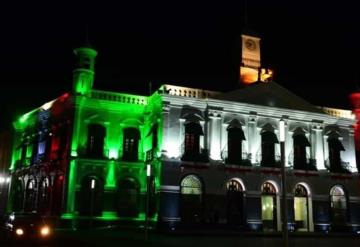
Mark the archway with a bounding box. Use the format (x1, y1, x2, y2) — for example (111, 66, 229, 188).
(79, 175, 104, 216)
(330, 185, 347, 227)
(180, 174, 203, 224)
(261, 181, 278, 231)
(51, 175, 64, 215)
(226, 178, 245, 226)
(11, 178, 24, 212)
(24, 178, 36, 212)
(117, 178, 140, 217)
(38, 177, 51, 214)
(294, 184, 310, 231)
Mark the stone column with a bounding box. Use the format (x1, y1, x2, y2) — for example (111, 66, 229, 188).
(323, 134, 329, 170)
(178, 118, 186, 158)
(209, 112, 222, 160)
(221, 122, 229, 161)
(247, 114, 258, 164)
(161, 104, 173, 158)
(310, 122, 325, 170)
(347, 127, 357, 172)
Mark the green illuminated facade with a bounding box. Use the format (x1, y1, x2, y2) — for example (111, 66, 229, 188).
(8, 45, 163, 227)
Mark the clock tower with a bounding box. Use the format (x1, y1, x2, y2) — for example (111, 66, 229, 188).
(241, 34, 261, 68)
(240, 34, 261, 84)
(240, 34, 273, 85)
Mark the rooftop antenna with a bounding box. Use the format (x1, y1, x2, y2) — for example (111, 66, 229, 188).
(149, 81, 152, 95)
(85, 23, 91, 47)
(243, 0, 248, 27)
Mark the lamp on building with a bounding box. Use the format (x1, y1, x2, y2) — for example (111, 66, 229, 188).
(279, 119, 289, 247)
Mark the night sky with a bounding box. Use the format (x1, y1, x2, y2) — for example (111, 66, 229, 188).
(1, 1, 360, 131)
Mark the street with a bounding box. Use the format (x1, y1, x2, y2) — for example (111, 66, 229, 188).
(3, 228, 359, 247)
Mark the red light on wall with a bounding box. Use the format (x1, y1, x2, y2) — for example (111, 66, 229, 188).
(59, 93, 69, 102)
(350, 93, 360, 109)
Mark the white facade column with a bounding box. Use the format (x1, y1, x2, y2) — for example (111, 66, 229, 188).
(162, 104, 179, 159)
(242, 125, 248, 155)
(282, 119, 291, 167)
(310, 125, 317, 162)
(308, 196, 314, 232)
(178, 119, 186, 158)
(347, 128, 357, 172)
(311, 123, 326, 170)
(286, 130, 293, 167)
(247, 114, 258, 164)
(221, 122, 229, 160)
(209, 113, 222, 160)
(323, 134, 329, 169)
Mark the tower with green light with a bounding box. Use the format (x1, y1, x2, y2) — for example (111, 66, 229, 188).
(73, 46, 98, 96)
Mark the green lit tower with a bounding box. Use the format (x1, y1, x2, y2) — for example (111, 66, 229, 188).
(72, 46, 98, 96)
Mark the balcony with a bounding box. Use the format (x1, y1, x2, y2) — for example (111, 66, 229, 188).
(325, 159, 351, 174)
(288, 151, 317, 171)
(221, 150, 252, 166)
(91, 90, 147, 105)
(255, 153, 281, 168)
(180, 143, 209, 162)
(76, 147, 108, 160)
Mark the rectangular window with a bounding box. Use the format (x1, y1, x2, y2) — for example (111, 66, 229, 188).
(38, 141, 46, 155)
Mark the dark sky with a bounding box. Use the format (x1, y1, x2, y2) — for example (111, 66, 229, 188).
(1, 1, 360, 131)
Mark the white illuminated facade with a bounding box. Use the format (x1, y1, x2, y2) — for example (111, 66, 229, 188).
(158, 81, 360, 233)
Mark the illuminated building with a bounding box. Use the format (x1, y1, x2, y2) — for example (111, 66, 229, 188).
(6, 35, 360, 233)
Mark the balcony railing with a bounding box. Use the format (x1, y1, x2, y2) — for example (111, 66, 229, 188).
(180, 142, 209, 162)
(160, 84, 220, 99)
(325, 159, 351, 174)
(221, 150, 252, 166)
(91, 90, 147, 105)
(287, 151, 317, 171)
(254, 152, 281, 168)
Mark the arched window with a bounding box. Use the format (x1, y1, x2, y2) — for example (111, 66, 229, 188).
(182, 122, 203, 161)
(148, 177, 157, 218)
(293, 131, 311, 170)
(79, 176, 104, 216)
(20, 143, 27, 165)
(117, 178, 139, 217)
(24, 178, 37, 212)
(180, 175, 203, 224)
(294, 184, 309, 231)
(86, 124, 106, 158)
(11, 178, 24, 212)
(123, 128, 140, 161)
(226, 179, 244, 226)
(38, 177, 51, 214)
(151, 123, 158, 151)
(330, 185, 347, 226)
(261, 130, 279, 168)
(261, 181, 277, 231)
(226, 179, 244, 192)
(227, 125, 246, 165)
(50, 134, 61, 160)
(328, 137, 345, 173)
(51, 175, 64, 215)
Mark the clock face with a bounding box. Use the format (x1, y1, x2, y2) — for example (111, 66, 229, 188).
(245, 39, 257, 51)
